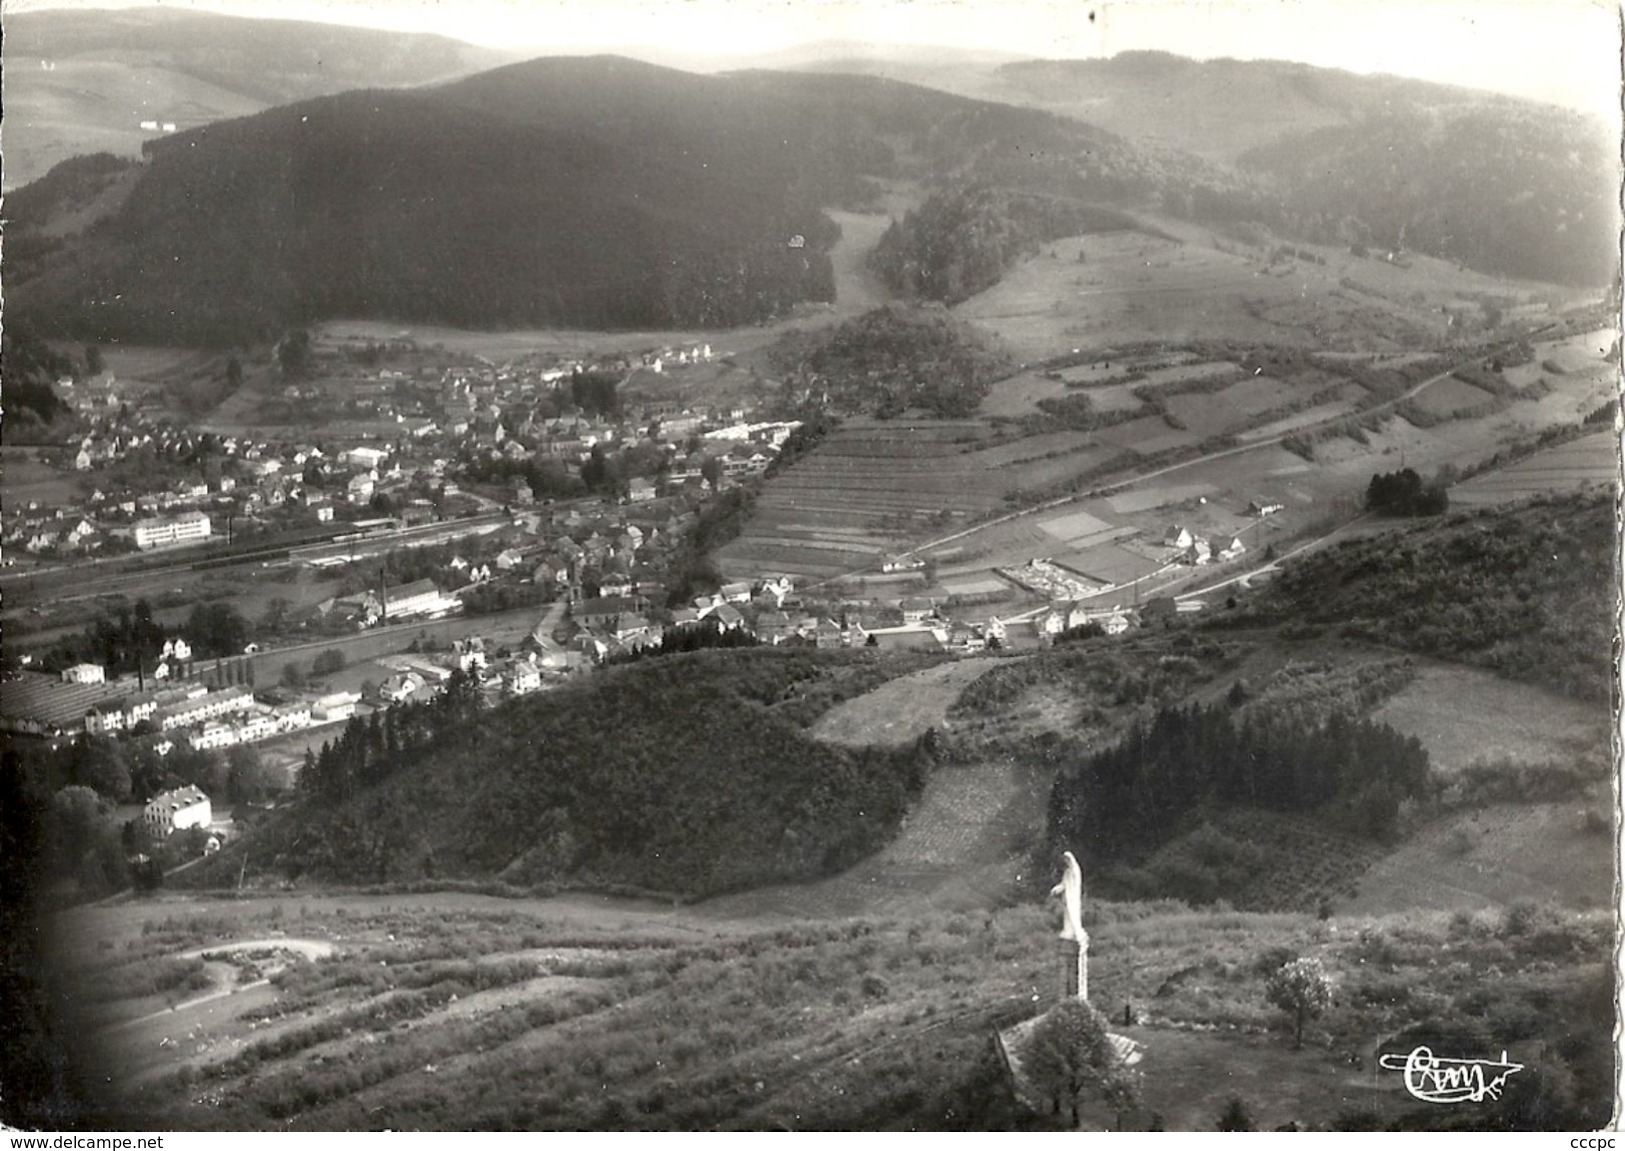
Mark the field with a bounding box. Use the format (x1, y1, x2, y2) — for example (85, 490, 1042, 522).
(809, 657, 1001, 748)
(1449, 431, 1618, 507)
(949, 221, 1586, 362)
(1406, 375, 1497, 418)
(0, 445, 83, 506)
(1368, 664, 1610, 777)
(1342, 802, 1614, 916)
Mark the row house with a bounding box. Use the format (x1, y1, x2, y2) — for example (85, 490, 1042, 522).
(188, 721, 240, 751)
(153, 686, 254, 731)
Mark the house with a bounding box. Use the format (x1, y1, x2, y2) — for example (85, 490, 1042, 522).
(345, 446, 390, 471)
(143, 785, 212, 837)
(627, 477, 657, 503)
(755, 610, 792, 644)
(61, 663, 106, 685)
(598, 574, 634, 598)
(452, 637, 488, 675)
(347, 474, 376, 503)
(378, 672, 427, 704)
(188, 721, 240, 751)
(1247, 497, 1285, 517)
(503, 660, 542, 696)
(84, 701, 128, 735)
(1182, 538, 1213, 566)
(312, 692, 361, 722)
(900, 597, 935, 625)
(719, 581, 753, 604)
(1163, 525, 1194, 550)
(573, 595, 644, 628)
(526, 626, 571, 671)
(379, 579, 450, 621)
(1219, 536, 1247, 561)
(712, 604, 745, 632)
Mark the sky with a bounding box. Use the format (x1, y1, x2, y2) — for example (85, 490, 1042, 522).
(5, 0, 1622, 115)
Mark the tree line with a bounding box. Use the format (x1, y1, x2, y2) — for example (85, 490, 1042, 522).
(1048, 700, 1432, 870)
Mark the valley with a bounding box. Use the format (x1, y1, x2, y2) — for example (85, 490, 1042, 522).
(2, 14, 1619, 1135)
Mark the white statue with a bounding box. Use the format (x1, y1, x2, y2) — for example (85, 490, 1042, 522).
(1051, 850, 1086, 943)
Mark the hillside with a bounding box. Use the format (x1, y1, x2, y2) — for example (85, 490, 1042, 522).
(1219, 491, 1616, 703)
(789, 51, 1621, 289)
(35, 894, 1616, 1131)
(9, 58, 1224, 344)
(187, 648, 944, 897)
(1, 7, 516, 189)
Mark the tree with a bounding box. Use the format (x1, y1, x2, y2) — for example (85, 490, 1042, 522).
(1024, 998, 1142, 1130)
(225, 745, 267, 804)
(1217, 1096, 1256, 1131)
(1265, 956, 1334, 1049)
(276, 329, 312, 378)
(74, 736, 131, 802)
(83, 343, 104, 377)
(225, 355, 243, 390)
(312, 649, 347, 676)
(280, 661, 307, 689)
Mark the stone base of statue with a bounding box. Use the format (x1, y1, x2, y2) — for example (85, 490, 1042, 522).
(1058, 936, 1088, 1001)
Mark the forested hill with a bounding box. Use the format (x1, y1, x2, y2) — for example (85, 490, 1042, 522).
(5, 57, 1252, 345)
(1222, 492, 1616, 703)
(194, 649, 941, 897)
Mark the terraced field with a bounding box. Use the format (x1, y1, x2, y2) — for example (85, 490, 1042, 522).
(1450, 431, 1618, 507)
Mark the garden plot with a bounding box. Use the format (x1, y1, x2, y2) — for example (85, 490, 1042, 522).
(1034, 507, 1113, 541)
(940, 576, 1011, 597)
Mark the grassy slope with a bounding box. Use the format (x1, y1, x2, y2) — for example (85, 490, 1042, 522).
(52, 894, 1614, 1131)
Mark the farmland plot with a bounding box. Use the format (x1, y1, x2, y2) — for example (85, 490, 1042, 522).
(1369, 664, 1609, 777)
(1407, 375, 1497, 418)
(1450, 432, 1618, 506)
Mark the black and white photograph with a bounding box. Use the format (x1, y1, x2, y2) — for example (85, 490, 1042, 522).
(1, 0, 1620, 1134)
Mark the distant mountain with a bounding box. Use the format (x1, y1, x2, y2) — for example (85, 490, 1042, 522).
(781, 49, 1622, 289)
(1, 7, 517, 188)
(7, 56, 1260, 344)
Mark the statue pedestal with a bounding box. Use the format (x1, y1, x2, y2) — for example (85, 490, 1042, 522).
(1057, 936, 1088, 1001)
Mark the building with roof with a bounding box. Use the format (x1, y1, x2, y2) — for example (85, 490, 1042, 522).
(134, 511, 212, 550)
(143, 785, 212, 837)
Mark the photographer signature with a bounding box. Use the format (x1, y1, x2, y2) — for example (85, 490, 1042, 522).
(1378, 1046, 1525, 1104)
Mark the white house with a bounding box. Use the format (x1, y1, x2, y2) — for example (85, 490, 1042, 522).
(143, 785, 212, 837)
(61, 663, 106, 685)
